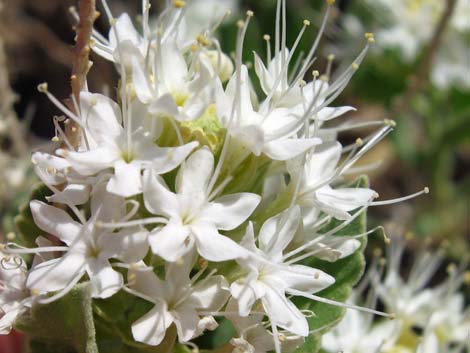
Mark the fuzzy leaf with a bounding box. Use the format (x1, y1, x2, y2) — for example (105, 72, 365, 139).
(16, 283, 98, 353)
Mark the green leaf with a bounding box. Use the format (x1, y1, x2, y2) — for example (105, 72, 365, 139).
(294, 176, 369, 353)
(16, 283, 98, 353)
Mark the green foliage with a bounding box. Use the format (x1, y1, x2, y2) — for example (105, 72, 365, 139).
(16, 283, 98, 353)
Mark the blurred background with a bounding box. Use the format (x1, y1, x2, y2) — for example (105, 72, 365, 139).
(0, 0, 468, 351)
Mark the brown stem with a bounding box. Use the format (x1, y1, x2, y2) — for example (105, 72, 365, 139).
(66, 0, 98, 148)
(390, 0, 457, 118)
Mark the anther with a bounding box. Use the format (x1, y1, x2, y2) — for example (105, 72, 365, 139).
(355, 137, 364, 146)
(303, 19, 311, 26)
(198, 258, 209, 269)
(320, 74, 329, 82)
(423, 187, 430, 194)
(373, 192, 380, 198)
(71, 74, 77, 81)
(263, 34, 271, 41)
(236, 20, 245, 29)
(109, 18, 117, 26)
(173, 0, 186, 8)
(38, 82, 49, 93)
(365, 32, 375, 43)
(30, 288, 40, 296)
(196, 35, 210, 47)
(51, 136, 60, 142)
(389, 313, 396, 320)
(379, 257, 386, 266)
(352, 62, 359, 70)
(327, 54, 335, 61)
(6, 232, 16, 241)
(278, 333, 286, 342)
(326, 0, 336, 5)
(299, 80, 307, 88)
(446, 263, 457, 275)
(464, 271, 470, 285)
(373, 248, 382, 258)
(246, 10, 254, 17)
(312, 70, 320, 78)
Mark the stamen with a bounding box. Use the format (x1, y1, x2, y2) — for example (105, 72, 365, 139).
(371, 187, 429, 206)
(96, 217, 168, 229)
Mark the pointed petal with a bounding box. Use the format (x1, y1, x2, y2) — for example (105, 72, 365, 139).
(148, 142, 199, 175)
(262, 285, 309, 337)
(201, 193, 261, 231)
(276, 265, 335, 293)
(132, 56, 154, 104)
(57, 146, 119, 176)
(263, 137, 321, 161)
(304, 141, 341, 184)
(316, 187, 374, 214)
(130, 265, 166, 298)
(87, 260, 123, 299)
(148, 93, 180, 117)
(148, 222, 193, 262)
(30, 201, 82, 245)
(142, 170, 179, 218)
(80, 92, 123, 142)
(316, 106, 356, 121)
(172, 305, 200, 342)
(132, 303, 173, 346)
(230, 279, 264, 317)
(99, 227, 149, 263)
(26, 254, 86, 293)
(47, 184, 90, 205)
(176, 147, 213, 195)
(107, 160, 142, 197)
(192, 222, 247, 261)
(190, 275, 229, 311)
(259, 206, 301, 261)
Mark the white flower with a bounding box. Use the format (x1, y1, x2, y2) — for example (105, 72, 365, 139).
(295, 141, 375, 222)
(0, 253, 33, 334)
(129, 257, 229, 345)
(216, 65, 321, 160)
(132, 44, 215, 122)
(26, 186, 148, 299)
(57, 92, 198, 197)
(322, 299, 398, 353)
(230, 206, 334, 337)
(142, 147, 260, 262)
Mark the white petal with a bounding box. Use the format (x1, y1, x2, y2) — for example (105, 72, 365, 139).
(32, 152, 70, 185)
(230, 279, 264, 317)
(132, 303, 174, 346)
(262, 285, 309, 337)
(201, 193, 261, 231)
(254, 52, 273, 95)
(107, 160, 142, 197)
(149, 142, 199, 174)
(148, 93, 180, 117)
(30, 201, 82, 245)
(304, 141, 341, 184)
(192, 222, 247, 261)
(99, 227, 149, 263)
(110, 13, 142, 49)
(160, 42, 188, 88)
(259, 206, 301, 261)
(47, 184, 90, 205)
(132, 56, 154, 103)
(172, 304, 200, 342)
(316, 106, 356, 121)
(80, 92, 123, 142)
(316, 187, 374, 213)
(87, 260, 123, 299)
(26, 254, 86, 293)
(130, 265, 166, 298)
(142, 170, 179, 218)
(58, 146, 119, 176)
(148, 222, 193, 262)
(263, 137, 321, 161)
(176, 147, 213, 195)
(190, 275, 229, 311)
(276, 265, 335, 294)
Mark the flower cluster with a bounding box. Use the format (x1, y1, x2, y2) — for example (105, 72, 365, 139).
(0, 0, 427, 351)
(322, 235, 470, 353)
